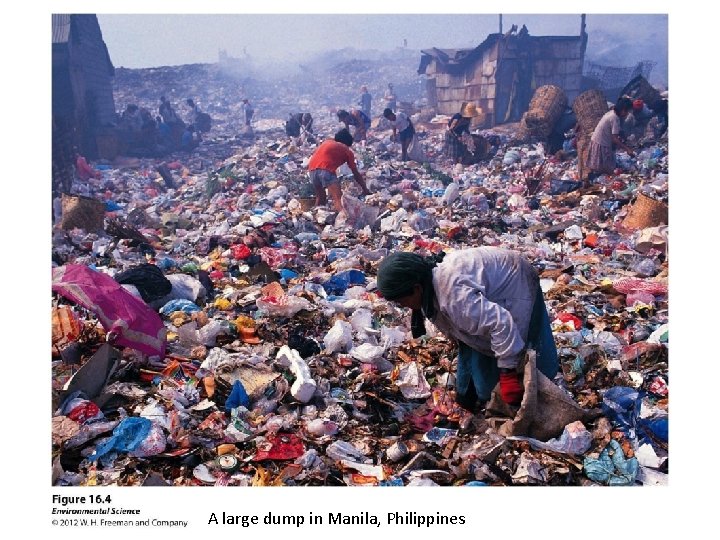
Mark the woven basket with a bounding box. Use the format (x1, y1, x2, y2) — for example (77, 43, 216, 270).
(622, 192, 668, 229)
(525, 85, 567, 138)
(576, 131, 592, 180)
(60, 193, 106, 232)
(573, 89, 608, 134)
(299, 197, 315, 212)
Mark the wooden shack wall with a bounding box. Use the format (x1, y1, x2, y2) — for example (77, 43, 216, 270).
(529, 37, 584, 104)
(69, 15, 116, 128)
(430, 44, 498, 128)
(423, 35, 584, 128)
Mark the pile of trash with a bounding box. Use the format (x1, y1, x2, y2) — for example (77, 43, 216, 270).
(51, 61, 668, 487)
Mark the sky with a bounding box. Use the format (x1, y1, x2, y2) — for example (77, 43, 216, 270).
(97, 14, 668, 71)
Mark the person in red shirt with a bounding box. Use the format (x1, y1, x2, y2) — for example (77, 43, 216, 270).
(307, 128, 370, 211)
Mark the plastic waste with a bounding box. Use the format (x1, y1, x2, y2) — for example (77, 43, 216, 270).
(508, 421, 592, 455)
(602, 386, 641, 434)
(583, 439, 639, 486)
(380, 326, 406, 348)
(90, 417, 152, 461)
(350, 343, 386, 364)
(306, 418, 339, 437)
(225, 380, 251, 410)
(395, 362, 432, 399)
(326, 441, 370, 463)
(277, 346, 317, 403)
(323, 270, 366, 296)
(350, 308, 373, 334)
(160, 299, 201, 315)
(323, 320, 353, 353)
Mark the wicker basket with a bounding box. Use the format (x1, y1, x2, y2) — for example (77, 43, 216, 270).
(622, 192, 668, 229)
(573, 89, 609, 134)
(299, 197, 315, 212)
(60, 193, 106, 232)
(524, 85, 567, 138)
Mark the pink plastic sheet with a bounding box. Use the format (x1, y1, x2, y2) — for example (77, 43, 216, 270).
(52, 265, 167, 356)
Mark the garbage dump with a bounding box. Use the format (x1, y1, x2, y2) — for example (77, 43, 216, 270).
(51, 42, 669, 489)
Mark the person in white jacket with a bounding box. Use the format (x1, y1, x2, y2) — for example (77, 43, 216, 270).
(377, 247, 558, 410)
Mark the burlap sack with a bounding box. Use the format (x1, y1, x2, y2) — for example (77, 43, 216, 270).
(60, 194, 106, 232)
(486, 351, 600, 441)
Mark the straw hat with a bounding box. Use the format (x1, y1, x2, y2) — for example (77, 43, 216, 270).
(460, 102, 482, 118)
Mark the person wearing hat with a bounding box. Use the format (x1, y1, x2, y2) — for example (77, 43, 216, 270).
(376, 247, 559, 411)
(444, 102, 481, 163)
(625, 99, 655, 141)
(306, 128, 371, 212)
(383, 108, 415, 161)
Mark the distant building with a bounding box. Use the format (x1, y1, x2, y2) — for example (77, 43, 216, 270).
(418, 20, 588, 128)
(52, 14, 116, 159)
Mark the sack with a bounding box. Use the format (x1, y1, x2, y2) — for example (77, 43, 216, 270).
(60, 194, 105, 232)
(407, 135, 428, 163)
(486, 351, 601, 441)
(341, 193, 379, 230)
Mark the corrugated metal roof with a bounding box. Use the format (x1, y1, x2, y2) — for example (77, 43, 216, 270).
(52, 14, 71, 44)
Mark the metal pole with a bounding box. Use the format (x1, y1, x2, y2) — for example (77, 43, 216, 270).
(499, 14, 503, 34)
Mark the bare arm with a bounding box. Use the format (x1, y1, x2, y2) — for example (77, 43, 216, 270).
(347, 152, 371, 194)
(612, 134, 635, 156)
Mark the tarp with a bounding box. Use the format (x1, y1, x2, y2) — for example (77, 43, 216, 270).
(52, 265, 167, 356)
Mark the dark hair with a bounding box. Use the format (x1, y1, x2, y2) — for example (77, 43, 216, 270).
(334, 128, 354, 147)
(614, 96, 633, 115)
(187, 98, 195, 107)
(337, 109, 349, 120)
(383, 108, 394, 118)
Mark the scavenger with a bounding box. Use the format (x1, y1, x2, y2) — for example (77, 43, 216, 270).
(376, 247, 559, 410)
(306, 128, 371, 211)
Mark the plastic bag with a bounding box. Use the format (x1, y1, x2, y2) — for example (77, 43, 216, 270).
(131, 422, 167, 458)
(323, 320, 353, 353)
(350, 343, 386, 364)
(152, 274, 206, 308)
(276, 346, 317, 403)
(350, 309, 373, 334)
(225, 380, 251, 410)
(442, 182, 460, 206)
(395, 361, 432, 399)
(256, 283, 312, 318)
(253, 433, 305, 461)
(380, 208, 408, 233)
(407, 135, 428, 163)
(583, 439, 639, 485)
(381, 326, 407, 348)
(90, 417, 152, 461)
(159, 299, 201, 315)
(341, 194, 379, 230)
(508, 420, 592, 455)
(602, 386, 641, 433)
(323, 270, 366, 296)
(326, 440, 370, 463)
